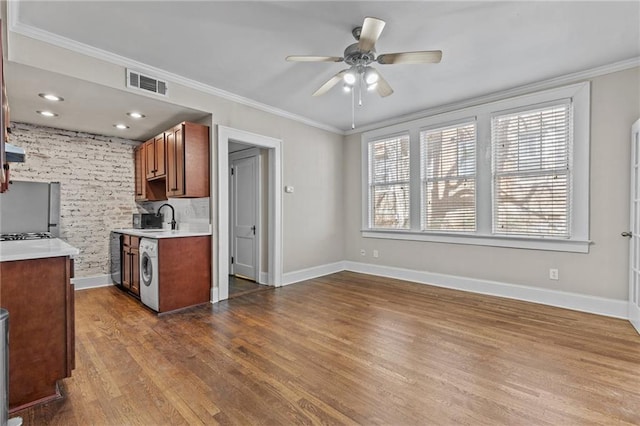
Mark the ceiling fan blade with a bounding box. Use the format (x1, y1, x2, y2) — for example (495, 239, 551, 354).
(375, 72, 394, 97)
(377, 50, 443, 65)
(358, 17, 386, 51)
(313, 70, 348, 97)
(286, 55, 344, 62)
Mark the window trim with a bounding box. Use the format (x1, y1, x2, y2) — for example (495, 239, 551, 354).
(420, 119, 478, 232)
(361, 82, 590, 253)
(367, 133, 411, 230)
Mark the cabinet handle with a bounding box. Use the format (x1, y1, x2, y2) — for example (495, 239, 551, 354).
(171, 187, 178, 191)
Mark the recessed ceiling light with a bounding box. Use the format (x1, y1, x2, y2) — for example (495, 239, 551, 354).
(37, 110, 58, 117)
(114, 124, 129, 130)
(127, 112, 145, 119)
(38, 93, 64, 102)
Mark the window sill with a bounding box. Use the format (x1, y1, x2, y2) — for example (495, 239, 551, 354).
(361, 230, 591, 253)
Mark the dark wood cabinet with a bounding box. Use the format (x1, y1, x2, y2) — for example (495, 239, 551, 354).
(135, 143, 166, 202)
(134, 144, 146, 201)
(121, 234, 140, 297)
(145, 133, 166, 180)
(0, 256, 75, 412)
(158, 236, 211, 312)
(135, 122, 208, 201)
(0, 20, 9, 194)
(165, 122, 210, 198)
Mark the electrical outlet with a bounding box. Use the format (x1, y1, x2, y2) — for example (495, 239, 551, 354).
(360, 249, 366, 256)
(549, 268, 559, 280)
(373, 250, 379, 258)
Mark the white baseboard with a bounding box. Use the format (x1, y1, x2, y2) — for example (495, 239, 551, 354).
(72, 274, 114, 290)
(282, 261, 346, 286)
(344, 261, 628, 319)
(74, 262, 628, 319)
(259, 272, 269, 285)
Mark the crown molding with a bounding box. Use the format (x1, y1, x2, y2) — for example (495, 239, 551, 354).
(6, 2, 345, 135)
(347, 56, 640, 135)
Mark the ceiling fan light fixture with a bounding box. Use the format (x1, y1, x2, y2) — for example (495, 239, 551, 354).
(367, 82, 378, 91)
(343, 83, 352, 93)
(343, 70, 356, 85)
(364, 67, 379, 85)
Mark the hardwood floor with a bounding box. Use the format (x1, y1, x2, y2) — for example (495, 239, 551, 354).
(228, 275, 270, 299)
(13, 271, 640, 425)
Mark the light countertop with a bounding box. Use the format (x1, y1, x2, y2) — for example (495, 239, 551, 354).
(0, 238, 80, 262)
(113, 229, 212, 239)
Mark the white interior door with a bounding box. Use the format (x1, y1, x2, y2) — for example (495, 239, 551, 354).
(230, 152, 259, 281)
(629, 118, 640, 334)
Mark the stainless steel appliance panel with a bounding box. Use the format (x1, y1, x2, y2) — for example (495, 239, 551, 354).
(48, 182, 61, 237)
(110, 232, 122, 285)
(132, 213, 162, 229)
(0, 181, 60, 234)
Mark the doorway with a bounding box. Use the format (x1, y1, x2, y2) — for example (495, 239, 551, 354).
(229, 148, 261, 282)
(629, 118, 640, 334)
(216, 126, 283, 302)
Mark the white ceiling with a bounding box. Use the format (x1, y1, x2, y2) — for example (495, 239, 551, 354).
(6, 62, 208, 141)
(9, 1, 640, 134)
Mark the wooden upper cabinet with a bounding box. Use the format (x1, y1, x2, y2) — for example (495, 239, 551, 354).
(165, 122, 209, 198)
(134, 144, 146, 201)
(145, 134, 166, 180)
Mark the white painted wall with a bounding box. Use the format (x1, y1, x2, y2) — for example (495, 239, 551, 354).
(343, 67, 640, 301)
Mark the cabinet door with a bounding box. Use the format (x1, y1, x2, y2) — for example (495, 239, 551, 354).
(166, 129, 176, 196)
(131, 247, 140, 296)
(145, 138, 155, 180)
(122, 249, 131, 290)
(134, 145, 146, 200)
(166, 125, 185, 197)
(154, 133, 166, 178)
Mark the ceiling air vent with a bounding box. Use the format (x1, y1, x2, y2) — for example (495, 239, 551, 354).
(126, 69, 168, 96)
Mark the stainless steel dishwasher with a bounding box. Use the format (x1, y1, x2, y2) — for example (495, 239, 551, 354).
(110, 231, 122, 285)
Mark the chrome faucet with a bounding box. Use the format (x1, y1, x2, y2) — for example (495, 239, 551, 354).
(156, 203, 176, 230)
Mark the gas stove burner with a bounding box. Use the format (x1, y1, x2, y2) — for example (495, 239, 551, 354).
(0, 232, 53, 242)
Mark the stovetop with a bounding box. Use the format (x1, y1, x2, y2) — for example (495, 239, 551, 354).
(0, 232, 53, 242)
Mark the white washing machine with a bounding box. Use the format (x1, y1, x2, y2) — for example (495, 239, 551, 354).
(139, 238, 159, 312)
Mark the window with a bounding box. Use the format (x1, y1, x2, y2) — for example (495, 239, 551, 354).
(492, 103, 571, 237)
(361, 82, 590, 252)
(368, 134, 410, 229)
(421, 122, 476, 232)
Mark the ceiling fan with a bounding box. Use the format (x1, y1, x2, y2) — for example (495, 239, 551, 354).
(286, 16, 443, 99)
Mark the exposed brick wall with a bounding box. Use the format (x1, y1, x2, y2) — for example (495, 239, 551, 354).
(8, 122, 141, 277)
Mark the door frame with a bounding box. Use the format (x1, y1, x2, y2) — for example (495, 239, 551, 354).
(229, 148, 262, 282)
(216, 126, 282, 302)
(629, 118, 640, 334)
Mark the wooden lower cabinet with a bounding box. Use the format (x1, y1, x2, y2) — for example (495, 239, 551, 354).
(0, 256, 74, 412)
(157, 236, 211, 313)
(122, 234, 140, 296)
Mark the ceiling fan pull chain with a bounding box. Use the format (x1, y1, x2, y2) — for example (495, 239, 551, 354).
(358, 73, 363, 107)
(351, 89, 355, 129)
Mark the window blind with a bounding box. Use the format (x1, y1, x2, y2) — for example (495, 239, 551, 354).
(492, 102, 572, 237)
(420, 122, 476, 231)
(369, 135, 410, 229)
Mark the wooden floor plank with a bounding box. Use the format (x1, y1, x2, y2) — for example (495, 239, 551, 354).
(12, 271, 640, 425)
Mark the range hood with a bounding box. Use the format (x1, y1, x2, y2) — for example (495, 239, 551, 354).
(5, 143, 25, 162)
